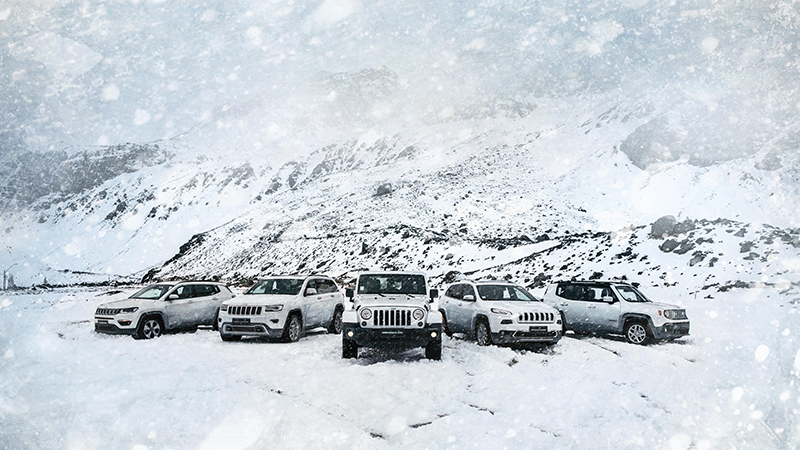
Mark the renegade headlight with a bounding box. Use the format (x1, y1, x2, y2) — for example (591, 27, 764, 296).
(413, 309, 425, 320)
(491, 308, 512, 315)
(360, 308, 373, 320)
(663, 309, 686, 320)
(120, 307, 139, 314)
(263, 304, 283, 312)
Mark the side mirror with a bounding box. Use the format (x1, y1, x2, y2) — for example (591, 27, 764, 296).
(345, 288, 354, 301)
(429, 289, 439, 301)
(168, 293, 179, 300)
(463, 294, 476, 301)
(305, 288, 317, 296)
(602, 296, 614, 303)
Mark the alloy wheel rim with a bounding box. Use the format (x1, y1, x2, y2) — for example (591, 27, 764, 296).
(628, 324, 646, 343)
(289, 317, 300, 341)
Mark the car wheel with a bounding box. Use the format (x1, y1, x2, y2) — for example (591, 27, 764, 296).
(220, 333, 241, 342)
(624, 321, 650, 345)
(327, 307, 343, 334)
(281, 314, 302, 343)
(559, 312, 567, 335)
(440, 310, 452, 337)
(475, 319, 493, 346)
(212, 308, 220, 331)
(134, 316, 163, 340)
(342, 338, 358, 359)
(425, 339, 442, 360)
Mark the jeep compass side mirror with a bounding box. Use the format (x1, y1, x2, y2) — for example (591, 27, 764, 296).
(168, 294, 179, 300)
(429, 289, 439, 302)
(345, 288, 354, 301)
(602, 296, 614, 303)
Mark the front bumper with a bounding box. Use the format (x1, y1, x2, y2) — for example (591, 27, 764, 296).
(94, 318, 136, 336)
(491, 328, 562, 345)
(651, 321, 690, 340)
(218, 320, 284, 339)
(343, 323, 442, 350)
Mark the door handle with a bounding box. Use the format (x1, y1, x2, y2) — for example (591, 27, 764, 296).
(560, 303, 568, 307)
(587, 305, 596, 309)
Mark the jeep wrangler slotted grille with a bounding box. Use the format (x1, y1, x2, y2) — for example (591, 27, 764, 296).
(228, 305, 263, 316)
(372, 308, 413, 327)
(518, 312, 555, 323)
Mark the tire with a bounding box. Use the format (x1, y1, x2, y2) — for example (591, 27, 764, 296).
(342, 338, 358, 359)
(440, 310, 452, 337)
(624, 321, 651, 345)
(425, 340, 442, 360)
(559, 312, 567, 335)
(220, 333, 241, 342)
(475, 319, 493, 346)
(327, 307, 343, 334)
(134, 316, 163, 340)
(212, 308, 220, 331)
(281, 314, 302, 343)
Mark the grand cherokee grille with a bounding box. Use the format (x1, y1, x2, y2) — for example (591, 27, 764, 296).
(96, 308, 121, 316)
(517, 312, 555, 323)
(228, 305, 263, 316)
(370, 308, 418, 328)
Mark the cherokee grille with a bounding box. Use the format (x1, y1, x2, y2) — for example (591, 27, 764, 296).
(95, 308, 121, 316)
(371, 308, 416, 327)
(228, 305, 263, 316)
(518, 312, 555, 323)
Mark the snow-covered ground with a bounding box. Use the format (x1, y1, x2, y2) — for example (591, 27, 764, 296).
(2, 285, 798, 449)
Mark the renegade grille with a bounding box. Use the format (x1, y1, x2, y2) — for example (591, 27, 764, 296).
(371, 308, 416, 327)
(95, 308, 121, 316)
(517, 312, 555, 323)
(228, 305, 263, 316)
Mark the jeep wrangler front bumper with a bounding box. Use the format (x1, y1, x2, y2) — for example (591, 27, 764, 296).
(342, 323, 442, 351)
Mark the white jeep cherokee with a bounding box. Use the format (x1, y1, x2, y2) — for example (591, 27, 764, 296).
(440, 280, 562, 346)
(342, 272, 442, 360)
(217, 275, 345, 342)
(542, 280, 690, 344)
(94, 281, 235, 339)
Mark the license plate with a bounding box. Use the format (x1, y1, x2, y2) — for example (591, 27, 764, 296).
(529, 326, 546, 332)
(233, 318, 251, 324)
(97, 319, 108, 324)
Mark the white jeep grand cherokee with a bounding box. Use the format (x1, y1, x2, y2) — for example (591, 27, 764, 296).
(94, 281, 235, 339)
(218, 275, 345, 342)
(543, 280, 690, 344)
(440, 279, 562, 346)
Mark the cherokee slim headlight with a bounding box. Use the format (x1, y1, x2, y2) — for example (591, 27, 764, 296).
(491, 308, 512, 315)
(360, 308, 373, 320)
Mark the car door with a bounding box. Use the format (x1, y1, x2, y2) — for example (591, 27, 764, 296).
(452, 284, 479, 333)
(553, 283, 589, 332)
(318, 279, 340, 324)
(583, 286, 621, 332)
(163, 285, 202, 330)
(303, 278, 326, 328)
(442, 284, 464, 333)
(193, 284, 221, 325)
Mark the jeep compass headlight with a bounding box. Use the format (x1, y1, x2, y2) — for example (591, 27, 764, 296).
(120, 307, 139, 314)
(663, 309, 687, 320)
(413, 309, 425, 320)
(491, 308, 512, 315)
(360, 308, 372, 320)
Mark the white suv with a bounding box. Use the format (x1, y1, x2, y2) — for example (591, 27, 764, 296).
(542, 281, 690, 344)
(342, 272, 442, 360)
(217, 275, 345, 342)
(440, 280, 562, 346)
(94, 281, 235, 339)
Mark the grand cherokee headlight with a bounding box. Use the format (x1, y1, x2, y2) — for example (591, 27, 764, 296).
(360, 308, 372, 320)
(663, 309, 687, 320)
(491, 308, 512, 315)
(120, 307, 139, 314)
(413, 309, 425, 320)
(263, 305, 283, 312)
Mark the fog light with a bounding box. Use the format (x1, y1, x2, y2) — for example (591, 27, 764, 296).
(347, 331, 354, 337)
(431, 331, 437, 338)
(118, 319, 132, 326)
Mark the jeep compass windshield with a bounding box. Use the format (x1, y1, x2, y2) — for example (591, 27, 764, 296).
(616, 285, 650, 303)
(477, 285, 537, 301)
(130, 284, 174, 299)
(358, 274, 426, 296)
(246, 278, 304, 295)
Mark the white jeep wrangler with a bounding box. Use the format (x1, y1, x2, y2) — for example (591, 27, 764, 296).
(342, 272, 442, 360)
(542, 280, 690, 344)
(218, 275, 345, 342)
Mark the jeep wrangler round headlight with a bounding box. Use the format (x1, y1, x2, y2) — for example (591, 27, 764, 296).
(663, 309, 686, 320)
(360, 308, 373, 320)
(413, 309, 425, 320)
(120, 307, 139, 314)
(491, 308, 512, 315)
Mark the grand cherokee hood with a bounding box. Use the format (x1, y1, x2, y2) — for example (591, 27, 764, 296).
(224, 294, 295, 306)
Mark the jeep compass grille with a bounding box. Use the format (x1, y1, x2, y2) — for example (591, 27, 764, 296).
(517, 312, 554, 323)
(95, 308, 121, 316)
(372, 308, 413, 327)
(228, 305, 263, 316)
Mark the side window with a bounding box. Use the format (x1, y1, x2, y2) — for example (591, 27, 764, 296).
(319, 279, 338, 294)
(194, 285, 216, 298)
(174, 286, 191, 299)
(556, 284, 584, 301)
(306, 279, 320, 295)
(445, 284, 463, 299)
(462, 285, 477, 299)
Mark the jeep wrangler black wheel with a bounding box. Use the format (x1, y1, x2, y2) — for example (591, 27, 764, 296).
(475, 320, 493, 346)
(327, 307, 343, 334)
(425, 340, 442, 360)
(281, 314, 302, 343)
(342, 338, 358, 359)
(440, 310, 452, 337)
(134, 316, 163, 340)
(624, 321, 651, 345)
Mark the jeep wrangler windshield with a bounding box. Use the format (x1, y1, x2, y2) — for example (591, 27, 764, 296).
(357, 274, 427, 296)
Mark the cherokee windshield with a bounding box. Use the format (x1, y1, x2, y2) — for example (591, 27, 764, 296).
(357, 274, 426, 296)
(477, 285, 538, 301)
(616, 285, 651, 303)
(130, 284, 174, 299)
(246, 278, 304, 295)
